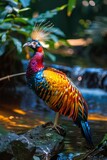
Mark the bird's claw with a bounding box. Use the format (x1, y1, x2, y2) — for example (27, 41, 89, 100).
(49, 124, 66, 136)
(51, 124, 61, 133)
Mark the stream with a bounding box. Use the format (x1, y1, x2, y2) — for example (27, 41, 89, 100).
(0, 64, 107, 158)
(0, 87, 107, 157)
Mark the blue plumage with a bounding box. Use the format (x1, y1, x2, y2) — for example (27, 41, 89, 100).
(24, 39, 94, 147)
(81, 121, 93, 146)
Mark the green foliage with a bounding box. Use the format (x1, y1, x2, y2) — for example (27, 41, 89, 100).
(67, 0, 76, 16)
(0, 0, 30, 56)
(0, 0, 66, 58)
(19, 0, 31, 7)
(12, 38, 22, 53)
(31, 4, 67, 23)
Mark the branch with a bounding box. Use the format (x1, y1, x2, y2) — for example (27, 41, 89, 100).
(0, 72, 26, 82)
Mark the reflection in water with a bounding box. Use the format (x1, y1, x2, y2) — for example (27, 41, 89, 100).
(13, 109, 26, 115)
(0, 107, 107, 154)
(0, 108, 45, 132)
(0, 108, 107, 130)
(0, 87, 107, 155)
(88, 114, 107, 121)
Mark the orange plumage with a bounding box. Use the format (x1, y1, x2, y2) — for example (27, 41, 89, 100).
(23, 39, 93, 146)
(42, 68, 87, 121)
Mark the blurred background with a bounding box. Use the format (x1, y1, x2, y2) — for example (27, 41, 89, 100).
(0, 0, 107, 157)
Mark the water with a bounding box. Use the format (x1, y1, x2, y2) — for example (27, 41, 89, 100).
(0, 88, 107, 156)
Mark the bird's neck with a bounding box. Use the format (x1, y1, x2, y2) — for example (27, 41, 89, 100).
(26, 51, 44, 78)
(36, 46, 43, 53)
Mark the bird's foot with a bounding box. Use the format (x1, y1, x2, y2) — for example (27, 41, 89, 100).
(52, 124, 62, 133)
(43, 121, 66, 136)
(50, 124, 66, 136)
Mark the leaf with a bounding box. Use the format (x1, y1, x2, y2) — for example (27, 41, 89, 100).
(36, 10, 57, 22)
(30, 4, 67, 24)
(49, 34, 59, 42)
(6, 0, 18, 7)
(1, 32, 7, 42)
(13, 7, 19, 13)
(19, 0, 31, 7)
(1, 10, 8, 19)
(50, 28, 65, 37)
(0, 44, 7, 56)
(18, 8, 30, 13)
(67, 0, 76, 16)
(12, 38, 22, 53)
(14, 17, 29, 24)
(0, 32, 6, 37)
(0, 22, 12, 29)
(54, 4, 67, 12)
(4, 18, 13, 22)
(0, 19, 3, 23)
(11, 28, 29, 37)
(45, 52, 56, 62)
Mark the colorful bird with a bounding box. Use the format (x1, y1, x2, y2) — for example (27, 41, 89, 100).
(23, 39, 93, 146)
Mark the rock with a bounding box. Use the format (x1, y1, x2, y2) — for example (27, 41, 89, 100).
(0, 122, 65, 160)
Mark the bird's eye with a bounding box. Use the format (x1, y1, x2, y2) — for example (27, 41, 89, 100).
(33, 42, 37, 45)
(32, 41, 36, 45)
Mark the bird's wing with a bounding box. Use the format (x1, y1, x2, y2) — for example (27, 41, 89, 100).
(43, 67, 70, 91)
(36, 67, 88, 122)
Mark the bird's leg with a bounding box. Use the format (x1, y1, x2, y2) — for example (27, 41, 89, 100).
(53, 112, 60, 127)
(47, 113, 65, 135)
(52, 112, 63, 134)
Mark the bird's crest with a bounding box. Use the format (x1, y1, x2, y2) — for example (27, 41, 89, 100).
(31, 21, 54, 47)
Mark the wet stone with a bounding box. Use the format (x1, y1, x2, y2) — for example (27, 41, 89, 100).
(0, 122, 65, 160)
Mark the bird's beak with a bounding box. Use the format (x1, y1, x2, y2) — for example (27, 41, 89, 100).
(23, 42, 31, 47)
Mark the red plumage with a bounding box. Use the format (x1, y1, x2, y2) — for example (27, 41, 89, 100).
(23, 40, 93, 146)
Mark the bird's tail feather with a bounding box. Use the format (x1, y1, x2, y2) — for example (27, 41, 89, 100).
(81, 121, 94, 147)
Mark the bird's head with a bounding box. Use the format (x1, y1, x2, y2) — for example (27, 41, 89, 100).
(24, 40, 44, 76)
(23, 40, 43, 53)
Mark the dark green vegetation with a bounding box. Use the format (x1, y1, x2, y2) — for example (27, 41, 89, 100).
(0, 0, 66, 79)
(0, 0, 107, 75)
